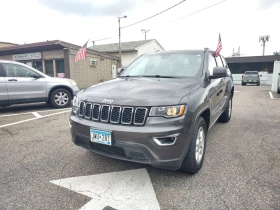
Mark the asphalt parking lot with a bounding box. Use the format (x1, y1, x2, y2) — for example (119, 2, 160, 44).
(1, 85, 279, 210)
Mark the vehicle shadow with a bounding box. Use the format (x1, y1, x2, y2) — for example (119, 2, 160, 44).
(0, 103, 59, 114)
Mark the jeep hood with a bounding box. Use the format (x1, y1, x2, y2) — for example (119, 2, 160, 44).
(77, 78, 201, 106)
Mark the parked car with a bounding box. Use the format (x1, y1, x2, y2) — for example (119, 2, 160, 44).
(242, 71, 260, 86)
(0, 60, 79, 108)
(70, 49, 234, 174)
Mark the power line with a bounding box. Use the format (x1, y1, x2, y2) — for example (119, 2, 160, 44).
(121, 0, 187, 29)
(166, 0, 228, 24)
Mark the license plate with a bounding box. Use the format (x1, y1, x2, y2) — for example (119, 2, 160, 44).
(90, 129, 112, 145)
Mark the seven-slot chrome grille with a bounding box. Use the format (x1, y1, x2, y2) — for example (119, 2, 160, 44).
(78, 102, 148, 126)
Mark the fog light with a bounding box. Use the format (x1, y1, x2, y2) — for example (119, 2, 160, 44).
(153, 134, 179, 146)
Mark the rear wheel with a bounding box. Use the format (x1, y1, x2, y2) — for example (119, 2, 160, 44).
(180, 117, 207, 174)
(242, 82, 246, 86)
(257, 81, 260, 86)
(277, 88, 280, 94)
(50, 88, 72, 108)
(218, 97, 232, 123)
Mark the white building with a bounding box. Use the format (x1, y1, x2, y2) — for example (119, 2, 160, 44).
(92, 39, 164, 67)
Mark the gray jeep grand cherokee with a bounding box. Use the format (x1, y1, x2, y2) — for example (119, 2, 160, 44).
(70, 49, 234, 174)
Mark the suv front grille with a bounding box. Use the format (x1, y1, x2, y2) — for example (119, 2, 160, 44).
(78, 102, 148, 126)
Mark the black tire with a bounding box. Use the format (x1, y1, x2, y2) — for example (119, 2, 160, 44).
(218, 97, 232, 123)
(277, 88, 280, 94)
(50, 88, 72, 108)
(257, 82, 260, 86)
(242, 82, 246, 86)
(180, 117, 207, 174)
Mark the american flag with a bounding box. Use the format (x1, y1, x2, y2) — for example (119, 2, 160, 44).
(74, 41, 88, 62)
(215, 33, 222, 56)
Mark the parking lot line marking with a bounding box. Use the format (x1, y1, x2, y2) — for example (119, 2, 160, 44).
(50, 168, 160, 210)
(0, 108, 71, 118)
(32, 112, 42, 118)
(0, 110, 71, 129)
(269, 91, 274, 99)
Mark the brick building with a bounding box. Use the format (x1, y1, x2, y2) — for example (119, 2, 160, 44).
(0, 40, 119, 88)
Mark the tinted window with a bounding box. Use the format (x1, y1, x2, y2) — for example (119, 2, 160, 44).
(208, 54, 217, 75)
(121, 52, 203, 78)
(2, 63, 38, 77)
(245, 71, 258, 75)
(215, 56, 224, 67)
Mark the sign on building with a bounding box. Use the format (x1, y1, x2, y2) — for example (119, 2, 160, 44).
(13, 52, 41, 61)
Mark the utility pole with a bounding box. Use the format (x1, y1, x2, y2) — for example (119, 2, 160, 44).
(259, 35, 270, 56)
(141, 29, 150, 40)
(118, 15, 127, 68)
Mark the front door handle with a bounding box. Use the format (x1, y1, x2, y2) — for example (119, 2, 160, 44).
(8, 79, 17, 81)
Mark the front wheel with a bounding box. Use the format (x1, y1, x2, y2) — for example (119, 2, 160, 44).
(218, 97, 232, 123)
(180, 117, 207, 174)
(242, 82, 246, 86)
(257, 82, 260, 86)
(278, 88, 280, 94)
(50, 88, 72, 108)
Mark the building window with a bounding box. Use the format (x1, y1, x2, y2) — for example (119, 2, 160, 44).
(56, 60, 65, 77)
(45, 60, 54, 77)
(33, 61, 43, 72)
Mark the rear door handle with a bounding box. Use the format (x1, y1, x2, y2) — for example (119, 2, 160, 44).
(8, 79, 17, 81)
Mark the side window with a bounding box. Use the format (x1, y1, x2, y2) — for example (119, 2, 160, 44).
(215, 56, 223, 67)
(0, 64, 5, 77)
(221, 56, 231, 76)
(2, 63, 37, 77)
(208, 54, 217, 75)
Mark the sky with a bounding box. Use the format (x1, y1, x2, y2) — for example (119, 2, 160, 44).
(1, 0, 279, 57)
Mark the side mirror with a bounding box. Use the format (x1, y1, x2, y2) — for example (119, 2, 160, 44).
(209, 67, 227, 79)
(32, 74, 41, 79)
(118, 68, 124, 75)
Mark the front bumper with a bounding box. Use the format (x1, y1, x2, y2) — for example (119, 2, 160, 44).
(70, 114, 193, 170)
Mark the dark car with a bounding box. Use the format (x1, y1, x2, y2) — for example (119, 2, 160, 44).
(70, 49, 234, 174)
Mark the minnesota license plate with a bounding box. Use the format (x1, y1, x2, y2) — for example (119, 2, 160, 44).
(90, 129, 112, 145)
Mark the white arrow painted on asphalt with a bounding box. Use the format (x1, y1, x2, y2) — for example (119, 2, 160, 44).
(50, 168, 160, 210)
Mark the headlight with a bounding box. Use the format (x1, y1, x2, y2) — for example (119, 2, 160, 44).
(72, 96, 80, 107)
(150, 105, 186, 118)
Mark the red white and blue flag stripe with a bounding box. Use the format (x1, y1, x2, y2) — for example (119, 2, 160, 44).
(75, 41, 88, 62)
(215, 33, 222, 56)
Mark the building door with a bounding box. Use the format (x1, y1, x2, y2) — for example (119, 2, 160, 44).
(2, 63, 47, 101)
(45, 60, 54, 77)
(112, 64, 117, 78)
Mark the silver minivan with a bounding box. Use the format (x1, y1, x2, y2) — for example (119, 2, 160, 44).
(0, 60, 79, 108)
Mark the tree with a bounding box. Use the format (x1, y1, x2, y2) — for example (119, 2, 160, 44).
(273, 51, 280, 55)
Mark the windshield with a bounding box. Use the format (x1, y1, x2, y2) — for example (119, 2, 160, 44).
(120, 52, 203, 78)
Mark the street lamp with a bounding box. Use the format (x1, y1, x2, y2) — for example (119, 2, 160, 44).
(259, 35, 270, 56)
(141, 29, 150, 40)
(118, 15, 127, 67)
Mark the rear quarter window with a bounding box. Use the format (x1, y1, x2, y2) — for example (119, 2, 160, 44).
(245, 71, 258, 75)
